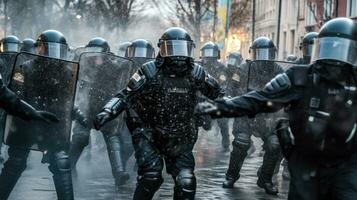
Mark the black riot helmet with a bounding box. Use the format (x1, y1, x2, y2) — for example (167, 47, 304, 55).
(300, 32, 318, 62)
(311, 17, 357, 67)
(226, 52, 243, 66)
(86, 37, 110, 53)
(158, 27, 195, 58)
(117, 42, 131, 57)
(0, 35, 20, 53)
(36, 30, 68, 59)
(20, 38, 36, 53)
(249, 37, 276, 60)
(286, 54, 298, 62)
(127, 39, 155, 58)
(200, 42, 220, 59)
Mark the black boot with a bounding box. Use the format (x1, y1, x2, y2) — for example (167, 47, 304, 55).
(257, 135, 281, 195)
(222, 139, 249, 188)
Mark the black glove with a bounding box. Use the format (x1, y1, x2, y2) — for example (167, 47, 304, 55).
(32, 110, 59, 124)
(93, 110, 112, 130)
(195, 98, 235, 118)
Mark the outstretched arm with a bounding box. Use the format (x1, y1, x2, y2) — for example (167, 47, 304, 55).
(94, 67, 148, 130)
(196, 72, 302, 118)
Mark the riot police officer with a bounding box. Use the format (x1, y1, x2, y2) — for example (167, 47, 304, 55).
(297, 32, 318, 64)
(127, 39, 155, 72)
(117, 41, 132, 57)
(94, 27, 224, 200)
(0, 35, 20, 53)
(221, 37, 284, 195)
(197, 17, 357, 200)
(20, 38, 36, 54)
(200, 41, 230, 152)
(69, 37, 131, 186)
(0, 30, 75, 200)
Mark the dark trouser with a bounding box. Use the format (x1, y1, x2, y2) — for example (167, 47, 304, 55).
(132, 127, 196, 200)
(217, 118, 230, 149)
(226, 117, 281, 183)
(288, 151, 357, 200)
(69, 122, 127, 185)
(69, 122, 90, 169)
(118, 123, 134, 171)
(0, 146, 74, 200)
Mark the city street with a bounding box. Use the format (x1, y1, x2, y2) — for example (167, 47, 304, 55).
(3, 125, 289, 200)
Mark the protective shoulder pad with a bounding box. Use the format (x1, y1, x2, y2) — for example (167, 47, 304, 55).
(140, 61, 157, 79)
(191, 63, 206, 82)
(264, 73, 291, 94)
(288, 65, 310, 86)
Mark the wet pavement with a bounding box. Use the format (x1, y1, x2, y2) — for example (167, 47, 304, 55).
(2, 122, 289, 200)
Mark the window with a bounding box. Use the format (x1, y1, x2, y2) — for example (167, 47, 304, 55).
(348, 0, 357, 17)
(306, 3, 316, 26)
(290, 29, 295, 54)
(324, 0, 334, 19)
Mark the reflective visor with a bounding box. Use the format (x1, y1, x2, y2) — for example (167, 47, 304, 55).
(302, 44, 313, 57)
(159, 40, 194, 57)
(200, 48, 219, 58)
(227, 57, 237, 65)
(311, 37, 357, 66)
(1, 43, 19, 52)
(251, 48, 276, 60)
(84, 47, 105, 53)
(38, 42, 68, 59)
(127, 47, 154, 58)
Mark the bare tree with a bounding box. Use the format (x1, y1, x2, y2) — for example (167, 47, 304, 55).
(229, 0, 251, 30)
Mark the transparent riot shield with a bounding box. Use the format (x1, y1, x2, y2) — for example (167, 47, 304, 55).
(0, 52, 18, 85)
(75, 52, 133, 135)
(245, 60, 296, 137)
(246, 60, 295, 92)
(0, 52, 18, 146)
(4, 52, 79, 151)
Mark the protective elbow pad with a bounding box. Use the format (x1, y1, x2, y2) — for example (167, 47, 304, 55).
(103, 97, 127, 116)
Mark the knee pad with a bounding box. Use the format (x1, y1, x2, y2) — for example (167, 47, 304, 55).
(175, 169, 196, 194)
(49, 151, 71, 174)
(232, 133, 251, 151)
(138, 172, 163, 192)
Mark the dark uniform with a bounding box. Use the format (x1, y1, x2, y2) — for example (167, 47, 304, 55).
(94, 27, 224, 200)
(200, 42, 230, 152)
(0, 35, 20, 163)
(222, 37, 284, 195)
(69, 37, 131, 186)
(197, 17, 357, 200)
(0, 30, 75, 200)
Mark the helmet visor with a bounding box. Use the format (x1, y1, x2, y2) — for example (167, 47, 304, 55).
(302, 44, 313, 57)
(159, 40, 194, 57)
(37, 42, 68, 59)
(1, 43, 19, 52)
(251, 48, 276, 60)
(311, 37, 357, 66)
(127, 47, 155, 58)
(84, 46, 106, 53)
(227, 57, 238, 65)
(200, 48, 219, 58)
